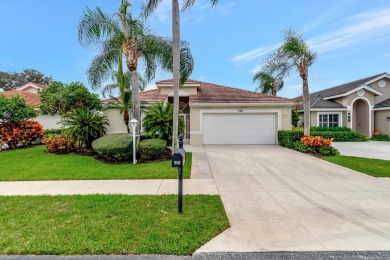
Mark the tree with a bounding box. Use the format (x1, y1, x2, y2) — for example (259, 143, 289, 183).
(78, 0, 194, 136)
(143, 0, 217, 150)
(0, 69, 53, 91)
(60, 108, 109, 149)
(39, 81, 101, 115)
(143, 102, 184, 144)
(254, 50, 288, 96)
(0, 94, 37, 123)
(279, 30, 317, 136)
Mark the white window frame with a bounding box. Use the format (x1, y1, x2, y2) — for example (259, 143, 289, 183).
(317, 112, 343, 127)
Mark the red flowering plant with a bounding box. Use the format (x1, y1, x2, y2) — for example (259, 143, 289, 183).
(42, 134, 76, 154)
(301, 136, 334, 147)
(0, 120, 44, 149)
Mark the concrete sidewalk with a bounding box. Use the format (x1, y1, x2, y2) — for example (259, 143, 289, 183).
(0, 179, 218, 196)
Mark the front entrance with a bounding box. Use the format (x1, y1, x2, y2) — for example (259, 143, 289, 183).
(352, 99, 370, 136)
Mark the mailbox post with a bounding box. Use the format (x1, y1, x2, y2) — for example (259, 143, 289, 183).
(172, 135, 185, 213)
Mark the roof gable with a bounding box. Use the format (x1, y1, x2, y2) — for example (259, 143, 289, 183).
(18, 82, 48, 92)
(1, 90, 41, 108)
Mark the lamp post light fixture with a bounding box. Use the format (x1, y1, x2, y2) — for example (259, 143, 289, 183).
(129, 118, 138, 164)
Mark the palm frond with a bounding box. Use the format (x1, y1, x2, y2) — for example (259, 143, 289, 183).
(141, 0, 163, 18)
(183, 0, 219, 10)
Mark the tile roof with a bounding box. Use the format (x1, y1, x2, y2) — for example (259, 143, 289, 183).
(139, 89, 167, 103)
(374, 98, 390, 109)
(1, 90, 41, 108)
(154, 79, 293, 103)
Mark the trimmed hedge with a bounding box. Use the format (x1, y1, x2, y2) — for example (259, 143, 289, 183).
(292, 141, 339, 156)
(371, 134, 390, 141)
(92, 134, 133, 162)
(138, 139, 167, 160)
(310, 126, 351, 132)
(278, 129, 368, 144)
(43, 129, 63, 136)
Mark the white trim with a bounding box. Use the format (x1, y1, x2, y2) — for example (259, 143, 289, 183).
(298, 108, 347, 112)
(350, 97, 372, 137)
(196, 109, 282, 135)
(323, 85, 382, 100)
(17, 83, 45, 91)
(189, 102, 294, 107)
(317, 112, 343, 127)
(364, 73, 390, 85)
(373, 107, 390, 111)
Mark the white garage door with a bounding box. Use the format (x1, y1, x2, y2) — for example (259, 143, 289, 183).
(203, 113, 276, 145)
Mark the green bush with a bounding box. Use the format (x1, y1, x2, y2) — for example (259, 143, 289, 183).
(371, 134, 390, 141)
(311, 131, 368, 142)
(92, 134, 133, 162)
(278, 129, 304, 148)
(138, 139, 167, 160)
(310, 126, 351, 132)
(43, 129, 63, 136)
(278, 129, 368, 144)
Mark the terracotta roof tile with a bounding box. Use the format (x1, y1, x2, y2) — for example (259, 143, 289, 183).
(139, 89, 167, 103)
(154, 79, 292, 103)
(1, 90, 41, 108)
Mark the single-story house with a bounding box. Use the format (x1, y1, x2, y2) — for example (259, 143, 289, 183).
(297, 72, 390, 137)
(0, 82, 62, 129)
(104, 79, 294, 145)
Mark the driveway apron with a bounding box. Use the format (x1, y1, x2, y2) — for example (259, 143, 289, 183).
(194, 145, 390, 253)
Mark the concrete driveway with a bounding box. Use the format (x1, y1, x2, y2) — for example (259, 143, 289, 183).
(188, 145, 390, 253)
(332, 141, 390, 160)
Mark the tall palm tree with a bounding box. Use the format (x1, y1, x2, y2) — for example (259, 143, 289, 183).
(143, 0, 218, 150)
(279, 30, 317, 136)
(78, 0, 194, 135)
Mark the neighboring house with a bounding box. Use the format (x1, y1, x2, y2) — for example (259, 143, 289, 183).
(0, 82, 62, 130)
(104, 79, 293, 145)
(297, 72, 390, 137)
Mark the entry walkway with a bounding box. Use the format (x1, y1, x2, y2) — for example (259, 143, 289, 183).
(332, 141, 390, 160)
(192, 145, 390, 253)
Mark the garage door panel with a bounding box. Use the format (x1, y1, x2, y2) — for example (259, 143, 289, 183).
(203, 113, 276, 145)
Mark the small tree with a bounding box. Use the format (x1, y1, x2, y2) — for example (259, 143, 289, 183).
(0, 94, 42, 150)
(0, 94, 37, 123)
(39, 81, 101, 115)
(59, 109, 109, 149)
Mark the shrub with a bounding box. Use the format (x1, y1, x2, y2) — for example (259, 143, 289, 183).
(42, 134, 76, 154)
(43, 129, 63, 136)
(0, 94, 37, 123)
(301, 136, 333, 147)
(142, 102, 184, 143)
(60, 109, 109, 149)
(138, 139, 167, 160)
(370, 134, 390, 141)
(0, 120, 44, 149)
(278, 129, 368, 144)
(92, 134, 133, 162)
(310, 126, 351, 132)
(278, 129, 304, 148)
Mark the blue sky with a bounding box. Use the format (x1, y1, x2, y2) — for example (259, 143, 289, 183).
(0, 0, 389, 98)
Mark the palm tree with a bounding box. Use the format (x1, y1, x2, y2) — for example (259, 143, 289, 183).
(253, 72, 284, 96)
(78, 0, 194, 135)
(143, 0, 218, 150)
(278, 30, 317, 136)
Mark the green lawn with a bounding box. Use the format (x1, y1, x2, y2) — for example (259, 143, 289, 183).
(0, 146, 192, 181)
(0, 195, 229, 255)
(323, 156, 390, 177)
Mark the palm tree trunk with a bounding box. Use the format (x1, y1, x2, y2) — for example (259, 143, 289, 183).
(130, 69, 141, 135)
(302, 73, 310, 136)
(171, 0, 180, 152)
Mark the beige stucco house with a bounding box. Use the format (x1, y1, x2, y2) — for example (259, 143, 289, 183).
(105, 79, 294, 146)
(297, 72, 390, 137)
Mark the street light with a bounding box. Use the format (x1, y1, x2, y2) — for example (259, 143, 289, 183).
(129, 118, 138, 164)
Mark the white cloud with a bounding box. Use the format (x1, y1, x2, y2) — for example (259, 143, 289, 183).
(308, 8, 390, 54)
(232, 44, 278, 65)
(0, 59, 15, 67)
